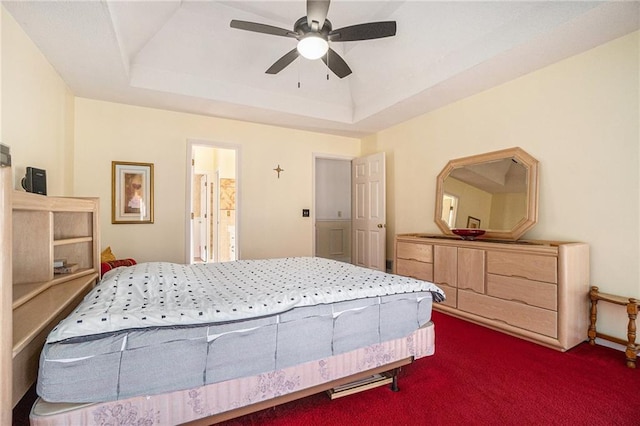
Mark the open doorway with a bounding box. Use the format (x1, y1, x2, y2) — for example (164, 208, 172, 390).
(313, 152, 387, 271)
(313, 155, 353, 264)
(186, 140, 239, 264)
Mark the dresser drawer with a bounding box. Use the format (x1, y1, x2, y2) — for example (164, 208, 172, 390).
(396, 242, 433, 262)
(487, 251, 557, 283)
(457, 248, 485, 293)
(396, 258, 433, 282)
(487, 274, 557, 311)
(434, 245, 457, 287)
(435, 283, 456, 308)
(458, 291, 557, 338)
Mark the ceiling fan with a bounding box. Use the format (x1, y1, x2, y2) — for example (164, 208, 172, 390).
(230, 0, 396, 79)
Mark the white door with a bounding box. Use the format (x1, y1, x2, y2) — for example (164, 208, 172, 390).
(352, 152, 386, 271)
(199, 175, 209, 262)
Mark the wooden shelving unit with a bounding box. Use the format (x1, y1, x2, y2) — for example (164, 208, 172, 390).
(1, 166, 12, 425)
(0, 166, 100, 421)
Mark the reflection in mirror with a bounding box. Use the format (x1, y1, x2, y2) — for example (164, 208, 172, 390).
(441, 193, 458, 227)
(443, 158, 527, 230)
(435, 147, 539, 240)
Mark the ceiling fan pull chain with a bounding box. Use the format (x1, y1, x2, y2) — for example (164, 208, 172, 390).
(326, 52, 330, 80)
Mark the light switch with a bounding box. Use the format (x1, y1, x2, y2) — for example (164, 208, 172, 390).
(302, 209, 310, 217)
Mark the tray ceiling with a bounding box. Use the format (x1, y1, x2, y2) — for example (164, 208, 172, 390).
(3, 1, 639, 137)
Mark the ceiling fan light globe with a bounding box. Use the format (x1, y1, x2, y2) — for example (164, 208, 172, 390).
(297, 35, 328, 60)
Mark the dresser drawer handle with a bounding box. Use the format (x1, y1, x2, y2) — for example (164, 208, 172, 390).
(400, 257, 426, 262)
(506, 274, 530, 280)
(489, 318, 511, 326)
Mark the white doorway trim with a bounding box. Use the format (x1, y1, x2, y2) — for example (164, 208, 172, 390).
(186, 139, 242, 264)
(312, 153, 355, 259)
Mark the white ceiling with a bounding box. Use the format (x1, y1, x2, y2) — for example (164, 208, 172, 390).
(3, 1, 639, 138)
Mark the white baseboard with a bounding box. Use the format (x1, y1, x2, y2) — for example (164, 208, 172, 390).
(593, 337, 626, 352)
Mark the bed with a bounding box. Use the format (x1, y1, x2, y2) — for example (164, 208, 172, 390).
(30, 257, 444, 425)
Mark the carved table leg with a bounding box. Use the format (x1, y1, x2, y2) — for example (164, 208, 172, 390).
(588, 286, 599, 346)
(625, 299, 638, 369)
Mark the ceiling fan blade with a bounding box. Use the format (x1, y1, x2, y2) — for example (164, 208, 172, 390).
(266, 48, 300, 74)
(307, 0, 330, 30)
(321, 48, 352, 79)
(329, 21, 396, 42)
(230, 20, 298, 38)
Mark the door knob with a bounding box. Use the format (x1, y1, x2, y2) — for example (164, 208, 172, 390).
(377, 224, 385, 228)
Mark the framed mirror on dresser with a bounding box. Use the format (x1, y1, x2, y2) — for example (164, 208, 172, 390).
(394, 147, 590, 352)
(434, 147, 539, 241)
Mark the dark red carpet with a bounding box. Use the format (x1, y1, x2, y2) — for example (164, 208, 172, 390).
(219, 311, 639, 425)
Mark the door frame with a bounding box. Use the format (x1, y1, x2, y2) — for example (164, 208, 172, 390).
(312, 153, 355, 259)
(185, 139, 242, 264)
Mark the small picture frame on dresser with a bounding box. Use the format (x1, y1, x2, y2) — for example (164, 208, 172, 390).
(467, 216, 481, 228)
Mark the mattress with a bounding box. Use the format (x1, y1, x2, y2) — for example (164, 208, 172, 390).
(31, 322, 436, 426)
(37, 257, 445, 403)
(38, 291, 435, 402)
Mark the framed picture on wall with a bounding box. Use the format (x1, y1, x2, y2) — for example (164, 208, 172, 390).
(467, 216, 481, 229)
(112, 161, 154, 224)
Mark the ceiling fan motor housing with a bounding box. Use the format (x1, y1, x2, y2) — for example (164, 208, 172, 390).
(294, 16, 332, 38)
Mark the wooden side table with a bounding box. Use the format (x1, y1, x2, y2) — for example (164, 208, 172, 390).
(588, 286, 639, 368)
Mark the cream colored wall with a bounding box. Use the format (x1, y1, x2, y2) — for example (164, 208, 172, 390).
(490, 192, 526, 230)
(0, 9, 74, 196)
(3, 3, 638, 342)
(194, 146, 235, 180)
(73, 98, 360, 263)
(363, 31, 639, 339)
(216, 147, 236, 179)
(193, 145, 216, 174)
(443, 177, 492, 229)
(0, 8, 3, 138)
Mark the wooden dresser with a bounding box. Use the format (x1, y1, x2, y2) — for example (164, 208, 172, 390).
(0, 165, 100, 422)
(394, 233, 589, 351)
